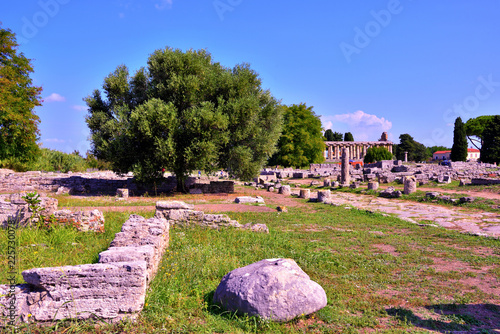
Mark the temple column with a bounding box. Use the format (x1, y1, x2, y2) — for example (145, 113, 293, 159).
(328, 145, 332, 160)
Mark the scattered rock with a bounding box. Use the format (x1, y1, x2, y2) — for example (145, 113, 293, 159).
(234, 196, 265, 204)
(460, 196, 475, 203)
(213, 258, 327, 322)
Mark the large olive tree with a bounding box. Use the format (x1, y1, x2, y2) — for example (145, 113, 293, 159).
(85, 47, 283, 191)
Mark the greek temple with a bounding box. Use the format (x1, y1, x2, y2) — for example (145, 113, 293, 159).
(324, 132, 393, 161)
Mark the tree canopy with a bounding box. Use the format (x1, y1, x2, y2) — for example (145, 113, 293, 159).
(450, 117, 467, 162)
(363, 146, 393, 163)
(480, 115, 500, 164)
(324, 129, 343, 141)
(269, 103, 325, 168)
(464, 115, 494, 150)
(0, 25, 42, 164)
(344, 132, 354, 141)
(85, 47, 283, 191)
(395, 134, 428, 162)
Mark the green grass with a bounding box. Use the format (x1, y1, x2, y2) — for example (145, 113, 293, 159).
(4, 199, 499, 333)
(0, 210, 152, 284)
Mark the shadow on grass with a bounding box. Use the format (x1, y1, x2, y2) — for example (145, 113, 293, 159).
(387, 304, 500, 333)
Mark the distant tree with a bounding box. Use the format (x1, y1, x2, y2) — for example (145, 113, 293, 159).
(269, 103, 325, 168)
(0, 25, 42, 165)
(480, 115, 500, 164)
(85, 47, 283, 191)
(363, 146, 393, 163)
(397, 134, 428, 162)
(344, 132, 354, 141)
(450, 117, 468, 162)
(324, 129, 342, 141)
(464, 115, 494, 150)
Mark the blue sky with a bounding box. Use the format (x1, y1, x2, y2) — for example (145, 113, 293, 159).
(2, 0, 499, 153)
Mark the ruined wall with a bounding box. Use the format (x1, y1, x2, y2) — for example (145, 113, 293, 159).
(0, 202, 264, 325)
(0, 214, 170, 324)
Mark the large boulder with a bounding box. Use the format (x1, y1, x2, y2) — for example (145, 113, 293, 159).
(213, 258, 327, 322)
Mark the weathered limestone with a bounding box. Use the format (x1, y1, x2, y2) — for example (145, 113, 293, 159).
(155, 201, 268, 232)
(403, 176, 417, 195)
(299, 189, 310, 199)
(317, 190, 331, 203)
(279, 185, 291, 196)
(234, 196, 265, 204)
(116, 188, 129, 198)
(213, 258, 327, 322)
(323, 179, 331, 187)
(367, 181, 379, 191)
(52, 209, 105, 232)
(340, 148, 350, 186)
(0, 215, 169, 324)
(0, 193, 104, 232)
(379, 187, 402, 198)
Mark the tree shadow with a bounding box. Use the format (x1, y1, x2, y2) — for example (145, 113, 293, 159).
(387, 303, 500, 333)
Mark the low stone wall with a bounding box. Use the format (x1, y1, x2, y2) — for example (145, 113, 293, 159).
(0, 214, 169, 325)
(471, 178, 500, 185)
(191, 181, 234, 194)
(0, 202, 260, 325)
(0, 170, 235, 196)
(155, 201, 268, 232)
(0, 193, 104, 232)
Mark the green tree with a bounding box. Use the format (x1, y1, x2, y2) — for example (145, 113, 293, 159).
(344, 132, 354, 141)
(0, 25, 42, 165)
(363, 146, 393, 163)
(269, 103, 325, 168)
(396, 134, 428, 162)
(450, 117, 468, 161)
(85, 47, 283, 191)
(480, 115, 500, 164)
(324, 129, 343, 141)
(464, 115, 494, 150)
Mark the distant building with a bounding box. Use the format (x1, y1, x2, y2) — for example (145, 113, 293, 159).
(432, 148, 480, 161)
(433, 150, 451, 160)
(324, 132, 393, 161)
(467, 148, 480, 161)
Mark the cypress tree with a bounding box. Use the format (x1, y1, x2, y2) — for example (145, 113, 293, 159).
(450, 117, 468, 161)
(481, 115, 500, 164)
(344, 132, 354, 141)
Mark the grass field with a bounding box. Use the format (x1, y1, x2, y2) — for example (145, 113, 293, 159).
(1, 190, 500, 333)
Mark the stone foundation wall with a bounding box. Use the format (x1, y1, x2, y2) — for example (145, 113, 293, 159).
(0, 202, 255, 325)
(0, 214, 170, 325)
(0, 170, 235, 196)
(191, 181, 234, 194)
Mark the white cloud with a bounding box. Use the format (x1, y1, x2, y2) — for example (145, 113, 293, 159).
(44, 93, 66, 102)
(72, 105, 87, 112)
(322, 110, 392, 141)
(44, 138, 66, 143)
(154, 0, 172, 10)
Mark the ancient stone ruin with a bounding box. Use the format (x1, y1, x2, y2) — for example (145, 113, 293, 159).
(0, 193, 104, 232)
(0, 201, 268, 325)
(0, 169, 234, 196)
